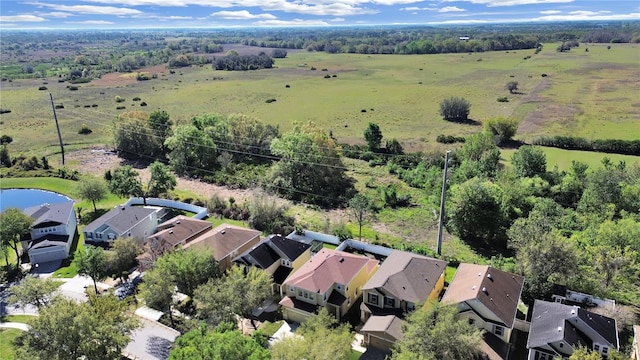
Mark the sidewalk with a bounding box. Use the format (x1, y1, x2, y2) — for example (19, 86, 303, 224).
(0, 322, 29, 331)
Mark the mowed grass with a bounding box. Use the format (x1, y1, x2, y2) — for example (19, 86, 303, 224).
(501, 147, 640, 171)
(2, 43, 637, 156)
(0, 328, 23, 360)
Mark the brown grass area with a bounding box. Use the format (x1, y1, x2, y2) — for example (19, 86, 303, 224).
(90, 65, 168, 87)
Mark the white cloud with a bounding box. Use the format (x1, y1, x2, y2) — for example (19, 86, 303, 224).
(330, 17, 346, 21)
(65, 20, 115, 24)
(400, 6, 437, 11)
(533, 12, 640, 21)
(253, 18, 330, 26)
(0, 15, 47, 22)
(439, 6, 465, 12)
(211, 10, 276, 19)
(26, 1, 142, 15)
(440, 0, 574, 7)
(39, 12, 74, 18)
(539, 10, 561, 14)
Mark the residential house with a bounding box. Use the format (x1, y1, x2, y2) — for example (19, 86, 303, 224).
(279, 248, 379, 323)
(21, 202, 76, 264)
(359, 250, 447, 351)
(184, 223, 261, 271)
(146, 215, 212, 254)
(527, 300, 619, 360)
(234, 234, 312, 293)
(441, 263, 524, 343)
(83, 205, 160, 243)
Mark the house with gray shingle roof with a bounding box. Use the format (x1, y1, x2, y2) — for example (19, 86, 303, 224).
(233, 234, 311, 294)
(441, 263, 524, 344)
(83, 205, 160, 243)
(527, 300, 619, 360)
(184, 223, 261, 271)
(22, 202, 76, 264)
(358, 250, 447, 351)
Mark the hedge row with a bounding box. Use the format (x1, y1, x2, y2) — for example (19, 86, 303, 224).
(532, 136, 640, 156)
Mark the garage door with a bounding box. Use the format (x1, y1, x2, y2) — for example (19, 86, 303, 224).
(367, 333, 394, 352)
(29, 247, 67, 264)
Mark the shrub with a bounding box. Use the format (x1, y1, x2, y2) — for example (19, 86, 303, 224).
(321, 68, 328, 71)
(115, 96, 125, 103)
(285, 84, 290, 88)
(324, 74, 331, 78)
(67, 85, 79, 91)
(484, 117, 518, 145)
(310, 66, 316, 70)
(91, 104, 98, 107)
(116, 106, 126, 110)
(332, 74, 337, 78)
(497, 97, 509, 102)
(0, 109, 11, 114)
(247, 192, 294, 234)
(205, 193, 227, 214)
(78, 124, 92, 135)
(140, 102, 147, 106)
(439, 97, 471, 122)
(132, 97, 141, 101)
(38, 86, 47, 90)
(541, 73, 548, 77)
(265, 98, 277, 103)
(436, 134, 466, 144)
(0, 135, 13, 145)
(54, 104, 64, 109)
(333, 222, 352, 241)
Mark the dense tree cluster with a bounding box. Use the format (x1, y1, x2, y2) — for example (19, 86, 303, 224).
(213, 53, 274, 71)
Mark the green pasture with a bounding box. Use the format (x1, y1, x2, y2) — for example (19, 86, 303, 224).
(1, 43, 637, 156)
(501, 147, 640, 172)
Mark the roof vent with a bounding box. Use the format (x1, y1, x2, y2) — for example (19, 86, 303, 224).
(121, 206, 125, 210)
(481, 287, 487, 293)
(571, 309, 576, 315)
(478, 272, 482, 276)
(176, 221, 181, 224)
(487, 273, 492, 279)
(169, 230, 173, 234)
(221, 230, 226, 234)
(557, 326, 562, 332)
(339, 258, 344, 263)
(472, 285, 476, 290)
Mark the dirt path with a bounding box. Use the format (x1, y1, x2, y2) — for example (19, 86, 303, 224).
(66, 147, 253, 202)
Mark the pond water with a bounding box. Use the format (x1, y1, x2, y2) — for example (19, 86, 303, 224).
(0, 188, 73, 211)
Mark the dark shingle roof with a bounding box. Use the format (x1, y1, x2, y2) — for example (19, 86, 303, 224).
(83, 206, 156, 234)
(242, 242, 280, 269)
(269, 235, 311, 261)
(441, 263, 524, 328)
(527, 300, 618, 351)
(577, 308, 619, 347)
(363, 250, 446, 304)
(185, 223, 261, 261)
(151, 216, 211, 247)
(24, 202, 74, 227)
(327, 290, 347, 307)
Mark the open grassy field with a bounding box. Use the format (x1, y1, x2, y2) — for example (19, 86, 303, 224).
(1, 43, 637, 157)
(501, 147, 640, 171)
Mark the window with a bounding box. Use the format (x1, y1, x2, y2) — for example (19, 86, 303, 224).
(468, 318, 475, 326)
(298, 290, 303, 297)
(385, 297, 394, 307)
(336, 284, 342, 290)
(602, 347, 608, 354)
(493, 325, 504, 337)
(407, 302, 415, 312)
(368, 293, 379, 305)
(290, 287, 295, 293)
(303, 292, 309, 299)
(537, 352, 553, 360)
(594, 344, 600, 352)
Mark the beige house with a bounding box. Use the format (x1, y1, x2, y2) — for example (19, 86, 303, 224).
(280, 248, 379, 323)
(359, 250, 447, 351)
(441, 263, 524, 344)
(184, 223, 261, 271)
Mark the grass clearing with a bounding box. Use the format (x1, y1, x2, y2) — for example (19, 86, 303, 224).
(501, 147, 639, 171)
(1, 314, 37, 323)
(257, 320, 284, 337)
(2, 44, 637, 156)
(0, 328, 23, 360)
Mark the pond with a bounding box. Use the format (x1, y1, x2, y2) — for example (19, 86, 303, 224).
(0, 188, 73, 211)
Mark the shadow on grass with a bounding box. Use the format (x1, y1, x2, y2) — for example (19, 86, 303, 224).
(445, 118, 481, 126)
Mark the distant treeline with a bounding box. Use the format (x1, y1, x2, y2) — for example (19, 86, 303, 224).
(533, 136, 640, 156)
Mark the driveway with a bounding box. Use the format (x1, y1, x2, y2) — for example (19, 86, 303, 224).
(124, 317, 180, 360)
(57, 275, 110, 303)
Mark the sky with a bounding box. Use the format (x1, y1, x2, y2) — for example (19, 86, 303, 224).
(0, 0, 638, 29)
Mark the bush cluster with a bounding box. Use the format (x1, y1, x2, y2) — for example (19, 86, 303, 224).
(532, 136, 640, 156)
(436, 134, 466, 144)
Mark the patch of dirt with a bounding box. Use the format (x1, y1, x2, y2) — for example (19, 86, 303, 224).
(518, 103, 582, 136)
(90, 65, 168, 87)
(65, 147, 252, 203)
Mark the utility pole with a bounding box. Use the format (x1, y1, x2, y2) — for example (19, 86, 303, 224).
(436, 150, 451, 256)
(49, 93, 64, 165)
